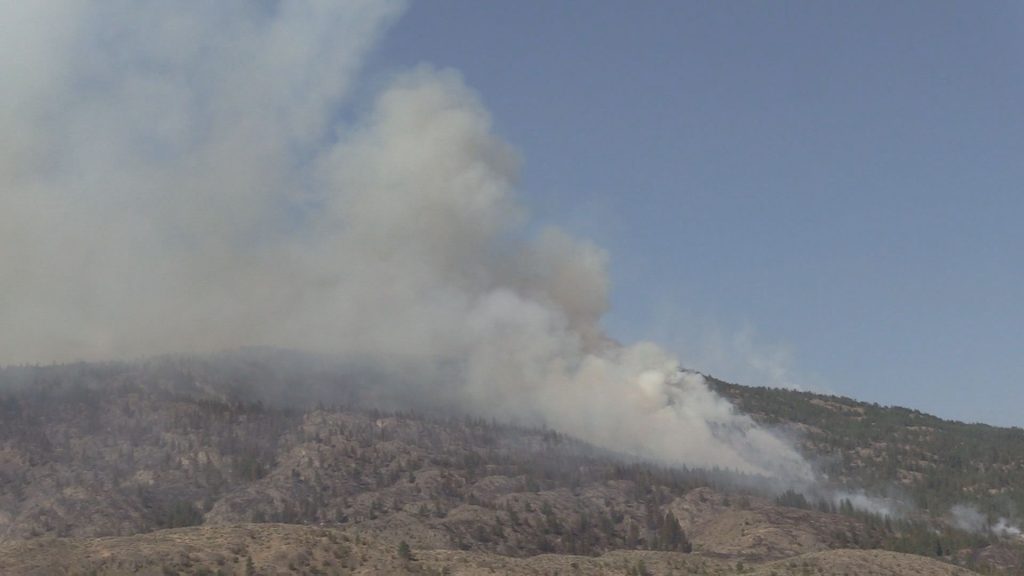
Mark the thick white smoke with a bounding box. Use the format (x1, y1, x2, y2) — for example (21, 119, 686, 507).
(0, 1, 811, 481)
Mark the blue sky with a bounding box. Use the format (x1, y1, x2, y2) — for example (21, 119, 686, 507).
(371, 2, 1024, 426)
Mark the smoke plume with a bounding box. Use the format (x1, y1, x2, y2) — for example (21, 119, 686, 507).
(951, 504, 1023, 538)
(0, 1, 811, 481)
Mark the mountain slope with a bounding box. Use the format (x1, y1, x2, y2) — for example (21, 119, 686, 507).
(709, 377, 1024, 517)
(0, 524, 982, 576)
(0, 358, 1018, 574)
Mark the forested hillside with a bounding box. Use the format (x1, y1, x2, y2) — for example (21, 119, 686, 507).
(0, 358, 1020, 574)
(710, 377, 1024, 519)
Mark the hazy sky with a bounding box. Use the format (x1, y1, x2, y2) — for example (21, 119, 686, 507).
(372, 2, 1024, 426)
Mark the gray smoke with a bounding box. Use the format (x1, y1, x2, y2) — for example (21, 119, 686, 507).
(951, 504, 1022, 538)
(0, 1, 811, 481)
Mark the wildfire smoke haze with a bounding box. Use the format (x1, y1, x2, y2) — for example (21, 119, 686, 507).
(0, 1, 811, 482)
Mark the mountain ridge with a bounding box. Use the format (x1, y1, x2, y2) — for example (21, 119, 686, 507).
(0, 356, 1019, 574)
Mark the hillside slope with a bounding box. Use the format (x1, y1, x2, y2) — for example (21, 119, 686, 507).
(709, 377, 1024, 517)
(0, 523, 982, 576)
(0, 358, 1018, 574)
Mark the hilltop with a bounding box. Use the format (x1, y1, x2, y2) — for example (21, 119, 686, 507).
(0, 357, 1019, 575)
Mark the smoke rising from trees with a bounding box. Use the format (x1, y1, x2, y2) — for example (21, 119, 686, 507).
(0, 1, 811, 481)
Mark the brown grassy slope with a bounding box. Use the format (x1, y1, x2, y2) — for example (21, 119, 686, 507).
(752, 549, 981, 576)
(0, 523, 982, 576)
(670, 487, 869, 560)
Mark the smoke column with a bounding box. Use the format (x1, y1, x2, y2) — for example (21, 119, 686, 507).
(0, 1, 812, 481)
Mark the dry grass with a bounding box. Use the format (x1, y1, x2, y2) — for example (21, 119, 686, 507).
(0, 524, 982, 576)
